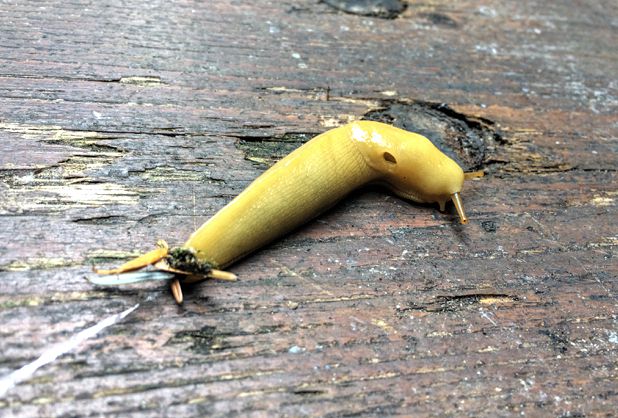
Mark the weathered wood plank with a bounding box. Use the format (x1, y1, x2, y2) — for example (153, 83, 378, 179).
(0, 0, 616, 417)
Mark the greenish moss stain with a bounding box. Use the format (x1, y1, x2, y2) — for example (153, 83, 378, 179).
(0, 291, 108, 309)
(91, 369, 279, 399)
(138, 166, 203, 182)
(0, 257, 76, 272)
(118, 76, 162, 86)
(236, 133, 314, 166)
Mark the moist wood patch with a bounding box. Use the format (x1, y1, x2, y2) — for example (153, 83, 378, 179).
(236, 100, 505, 173)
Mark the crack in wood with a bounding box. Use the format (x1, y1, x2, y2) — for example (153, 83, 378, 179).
(402, 293, 520, 313)
(321, 0, 407, 19)
(71, 215, 128, 225)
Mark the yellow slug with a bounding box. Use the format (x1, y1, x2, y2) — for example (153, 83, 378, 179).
(93, 121, 468, 303)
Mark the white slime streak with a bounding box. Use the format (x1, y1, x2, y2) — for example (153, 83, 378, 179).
(0, 303, 139, 398)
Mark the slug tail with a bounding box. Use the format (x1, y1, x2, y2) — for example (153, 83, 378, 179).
(92, 240, 236, 305)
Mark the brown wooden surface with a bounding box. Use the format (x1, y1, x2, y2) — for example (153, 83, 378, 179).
(1, 1, 616, 417)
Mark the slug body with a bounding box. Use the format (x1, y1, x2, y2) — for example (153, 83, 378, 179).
(93, 121, 469, 303)
(184, 121, 465, 269)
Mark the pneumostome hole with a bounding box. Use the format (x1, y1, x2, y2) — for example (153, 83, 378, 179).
(383, 152, 397, 164)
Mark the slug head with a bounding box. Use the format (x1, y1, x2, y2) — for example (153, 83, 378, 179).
(351, 121, 467, 223)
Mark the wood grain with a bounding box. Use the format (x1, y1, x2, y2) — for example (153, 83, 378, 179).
(0, 1, 616, 416)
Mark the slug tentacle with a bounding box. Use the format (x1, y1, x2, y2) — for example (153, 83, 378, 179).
(451, 192, 468, 224)
(91, 121, 470, 304)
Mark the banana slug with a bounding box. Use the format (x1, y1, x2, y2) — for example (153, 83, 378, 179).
(94, 121, 469, 303)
